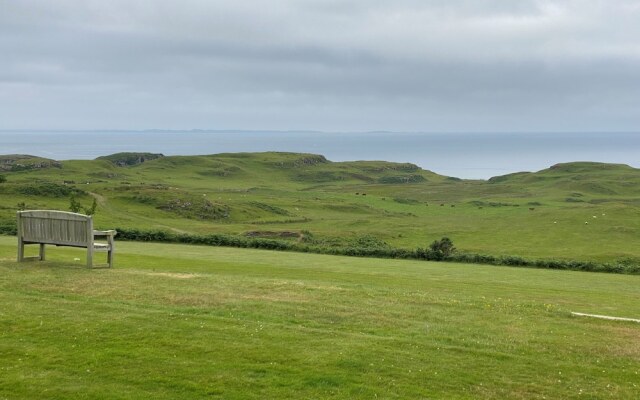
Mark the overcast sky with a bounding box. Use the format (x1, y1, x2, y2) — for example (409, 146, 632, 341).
(1, 0, 639, 132)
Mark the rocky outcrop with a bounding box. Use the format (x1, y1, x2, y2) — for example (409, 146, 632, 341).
(0, 155, 61, 171)
(96, 152, 164, 167)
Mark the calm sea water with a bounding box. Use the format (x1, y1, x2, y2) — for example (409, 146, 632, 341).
(0, 131, 638, 179)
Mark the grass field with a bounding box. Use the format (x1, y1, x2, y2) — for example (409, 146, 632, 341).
(2, 152, 640, 263)
(1, 236, 639, 399)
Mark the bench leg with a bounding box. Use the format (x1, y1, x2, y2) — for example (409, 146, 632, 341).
(107, 249, 114, 268)
(39, 243, 46, 261)
(86, 247, 93, 268)
(17, 238, 24, 262)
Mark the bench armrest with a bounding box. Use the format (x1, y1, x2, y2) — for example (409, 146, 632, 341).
(93, 230, 117, 238)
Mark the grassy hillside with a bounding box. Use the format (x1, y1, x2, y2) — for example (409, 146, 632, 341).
(0, 237, 638, 399)
(1, 152, 640, 262)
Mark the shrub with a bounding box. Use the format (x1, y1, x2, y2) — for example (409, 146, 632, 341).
(378, 175, 425, 184)
(393, 197, 420, 205)
(299, 230, 314, 243)
(69, 195, 82, 213)
(84, 198, 98, 216)
(0, 220, 17, 235)
(0, 175, 6, 183)
(18, 182, 78, 197)
(100, 228, 639, 275)
(429, 237, 456, 260)
(351, 234, 390, 249)
(157, 197, 229, 220)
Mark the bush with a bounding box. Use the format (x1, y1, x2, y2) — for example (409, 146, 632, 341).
(97, 228, 639, 275)
(429, 237, 456, 260)
(0, 220, 17, 235)
(0, 175, 6, 183)
(18, 182, 79, 197)
(157, 197, 230, 220)
(84, 198, 98, 216)
(378, 175, 425, 184)
(69, 195, 82, 213)
(351, 234, 390, 249)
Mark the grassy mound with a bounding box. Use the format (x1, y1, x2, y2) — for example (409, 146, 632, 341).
(1, 152, 640, 263)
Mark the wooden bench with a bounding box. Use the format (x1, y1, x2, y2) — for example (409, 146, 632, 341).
(17, 210, 116, 268)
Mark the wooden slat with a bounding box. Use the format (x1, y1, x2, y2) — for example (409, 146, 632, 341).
(18, 210, 89, 221)
(19, 212, 90, 246)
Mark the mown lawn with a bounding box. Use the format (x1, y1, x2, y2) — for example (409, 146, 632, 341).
(0, 236, 639, 399)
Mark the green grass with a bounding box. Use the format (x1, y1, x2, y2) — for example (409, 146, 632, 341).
(1, 236, 639, 399)
(1, 152, 640, 262)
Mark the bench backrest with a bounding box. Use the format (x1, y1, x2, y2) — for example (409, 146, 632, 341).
(17, 210, 93, 247)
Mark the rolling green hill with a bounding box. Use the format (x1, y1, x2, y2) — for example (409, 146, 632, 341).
(1, 152, 639, 262)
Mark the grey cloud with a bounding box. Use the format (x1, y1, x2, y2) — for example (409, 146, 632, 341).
(1, 0, 639, 131)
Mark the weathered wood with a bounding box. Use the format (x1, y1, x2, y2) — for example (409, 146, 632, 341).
(86, 216, 93, 268)
(17, 237, 24, 262)
(94, 230, 117, 268)
(17, 213, 24, 262)
(16, 210, 116, 268)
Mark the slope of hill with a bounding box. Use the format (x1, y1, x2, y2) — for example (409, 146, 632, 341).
(1, 152, 639, 262)
(0, 154, 61, 171)
(489, 162, 640, 197)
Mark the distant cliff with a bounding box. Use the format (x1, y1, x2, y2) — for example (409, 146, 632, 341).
(0, 155, 61, 171)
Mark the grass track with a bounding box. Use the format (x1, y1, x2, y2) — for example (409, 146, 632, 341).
(1, 237, 639, 399)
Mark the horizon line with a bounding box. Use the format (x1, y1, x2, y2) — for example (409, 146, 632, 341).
(1, 129, 639, 135)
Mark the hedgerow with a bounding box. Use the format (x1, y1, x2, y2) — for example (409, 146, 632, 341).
(110, 227, 640, 275)
(0, 224, 636, 274)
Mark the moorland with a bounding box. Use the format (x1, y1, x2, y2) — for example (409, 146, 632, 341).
(1, 151, 639, 264)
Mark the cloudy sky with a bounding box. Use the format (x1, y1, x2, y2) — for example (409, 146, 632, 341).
(1, 0, 639, 132)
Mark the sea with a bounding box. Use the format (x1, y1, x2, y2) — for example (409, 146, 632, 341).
(0, 131, 638, 179)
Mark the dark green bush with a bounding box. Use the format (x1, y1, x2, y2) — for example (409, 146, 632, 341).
(429, 237, 456, 260)
(18, 182, 82, 198)
(378, 175, 425, 184)
(393, 197, 420, 205)
(69, 195, 82, 213)
(84, 198, 98, 216)
(0, 220, 17, 235)
(157, 198, 230, 220)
